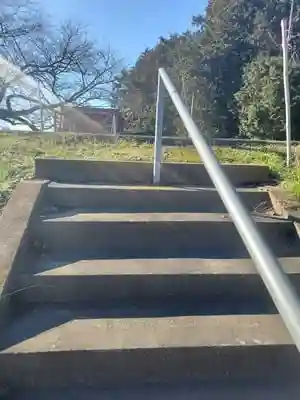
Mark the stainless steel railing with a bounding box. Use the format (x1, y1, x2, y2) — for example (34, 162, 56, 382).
(153, 67, 300, 351)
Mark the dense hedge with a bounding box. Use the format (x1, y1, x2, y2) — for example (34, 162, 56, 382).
(235, 57, 300, 140)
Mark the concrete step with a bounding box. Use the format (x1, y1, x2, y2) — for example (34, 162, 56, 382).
(9, 382, 300, 400)
(44, 183, 272, 213)
(33, 212, 300, 258)
(0, 309, 299, 388)
(35, 159, 271, 187)
(10, 297, 276, 318)
(15, 257, 300, 304)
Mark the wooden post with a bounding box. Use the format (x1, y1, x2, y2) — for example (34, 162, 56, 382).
(53, 110, 57, 132)
(190, 92, 195, 118)
(281, 18, 292, 167)
(153, 72, 165, 184)
(112, 112, 117, 136)
(38, 82, 44, 133)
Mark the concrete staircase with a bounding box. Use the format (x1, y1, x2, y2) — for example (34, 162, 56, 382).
(1, 159, 300, 399)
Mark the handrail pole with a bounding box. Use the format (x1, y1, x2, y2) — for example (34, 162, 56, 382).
(158, 67, 300, 351)
(153, 73, 165, 184)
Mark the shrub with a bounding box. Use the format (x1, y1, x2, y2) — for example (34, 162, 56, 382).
(235, 56, 300, 140)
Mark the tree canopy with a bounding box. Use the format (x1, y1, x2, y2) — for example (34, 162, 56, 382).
(2, 0, 300, 137)
(115, 0, 300, 140)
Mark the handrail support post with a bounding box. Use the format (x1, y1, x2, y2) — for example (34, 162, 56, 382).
(153, 72, 165, 185)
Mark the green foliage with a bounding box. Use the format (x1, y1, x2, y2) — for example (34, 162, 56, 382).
(114, 0, 300, 139)
(113, 34, 193, 135)
(236, 56, 300, 139)
(235, 57, 284, 139)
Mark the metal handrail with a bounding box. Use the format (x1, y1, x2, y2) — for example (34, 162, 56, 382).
(153, 67, 300, 351)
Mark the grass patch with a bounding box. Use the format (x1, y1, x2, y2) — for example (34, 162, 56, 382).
(0, 132, 299, 209)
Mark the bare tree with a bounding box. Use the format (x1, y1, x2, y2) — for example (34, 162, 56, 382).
(0, 0, 42, 42)
(0, 1, 120, 130)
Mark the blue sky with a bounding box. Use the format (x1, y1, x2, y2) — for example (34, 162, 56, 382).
(39, 0, 206, 66)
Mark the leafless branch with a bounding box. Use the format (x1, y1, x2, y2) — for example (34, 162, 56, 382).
(0, 2, 120, 130)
